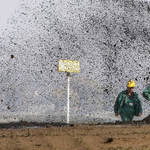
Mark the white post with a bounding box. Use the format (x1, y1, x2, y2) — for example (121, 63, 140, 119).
(67, 73, 70, 124)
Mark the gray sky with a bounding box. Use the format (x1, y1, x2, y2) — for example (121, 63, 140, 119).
(0, 0, 20, 30)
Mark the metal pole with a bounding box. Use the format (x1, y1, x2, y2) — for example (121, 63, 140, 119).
(67, 72, 70, 124)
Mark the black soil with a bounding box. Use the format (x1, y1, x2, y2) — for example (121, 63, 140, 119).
(0, 115, 150, 129)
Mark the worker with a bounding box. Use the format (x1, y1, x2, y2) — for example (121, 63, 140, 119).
(142, 85, 150, 101)
(114, 80, 142, 122)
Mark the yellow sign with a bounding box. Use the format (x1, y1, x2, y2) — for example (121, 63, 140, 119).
(57, 59, 80, 73)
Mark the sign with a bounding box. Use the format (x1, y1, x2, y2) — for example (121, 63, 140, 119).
(57, 59, 80, 73)
(56, 59, 80, 124)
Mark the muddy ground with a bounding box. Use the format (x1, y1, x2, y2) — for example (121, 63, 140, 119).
(0, 115, 150, 150)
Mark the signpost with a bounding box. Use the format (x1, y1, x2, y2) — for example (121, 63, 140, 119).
(57, 59, 80, 124)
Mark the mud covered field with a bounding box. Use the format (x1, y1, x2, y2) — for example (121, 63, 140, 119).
(0, 119, 150, 150)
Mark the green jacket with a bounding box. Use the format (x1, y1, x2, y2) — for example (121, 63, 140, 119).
(142, 86, 150, 101)
(114, 90, 142, 116)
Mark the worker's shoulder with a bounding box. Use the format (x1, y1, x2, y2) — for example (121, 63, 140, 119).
(143, 85, 150, 91)
(133, 91, 140, 99)
(119, 90, 126, 95)
(117, 90, 126, 97)
(133, 91, 138, 96)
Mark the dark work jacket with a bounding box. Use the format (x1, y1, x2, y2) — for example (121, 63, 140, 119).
(114, 90, 142, 116)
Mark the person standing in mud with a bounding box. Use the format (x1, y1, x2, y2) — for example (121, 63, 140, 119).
(142, 85, 150, 101)
(114, 80, 142, 122)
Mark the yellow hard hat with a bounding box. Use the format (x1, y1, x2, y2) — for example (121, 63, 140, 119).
(127, 80, 135, 87)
